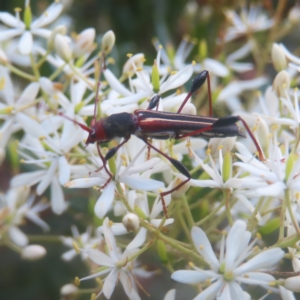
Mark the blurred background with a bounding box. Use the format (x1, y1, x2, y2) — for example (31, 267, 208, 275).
(0, 0, 298, 299)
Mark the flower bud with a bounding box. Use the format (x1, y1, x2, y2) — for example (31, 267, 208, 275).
(73, 28, 96, 57)
(47, 25, 67, 51)
(24, 0, 32, 29)
(122, 213, 139, 232)
(21, 244, 46, 260)
(55, 34, 72, 62)
(271, 44, 287, 72)
(157, 239, 169, 264)
(273, 70, 290, 97)
(222, 150, 232, 183)
(284, 276, 300, 292)
(101, 30, 115, 56)
(152, 61, 160, 93)
(60, 283, 78, 296)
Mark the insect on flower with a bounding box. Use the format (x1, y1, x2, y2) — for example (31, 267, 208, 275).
(60, 63, 264, 217)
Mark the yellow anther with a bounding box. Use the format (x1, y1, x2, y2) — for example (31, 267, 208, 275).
(96, 277, 103, 288)
(192, 60, 196, 65)
(158, 45, 163, 49)
(14, 7, 22, 12)
(268, 281, 276, 287)
(199, 244, 204, 250)
(79, 159, 86, 164)
(91, 293, 96, 300)
(188, 262, 195, 268)
(127, 53, 133, 58)
(74, 277, 80, 286)
(107, 57, 115, 64)
(136, 67, 143, 72)
(206, 148, 211, 156)
(0, 77, 5, 90)
(171, 71, 177, 75)
(256, 232, 262, 240)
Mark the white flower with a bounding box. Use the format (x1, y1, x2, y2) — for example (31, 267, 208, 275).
(171, 220, 284, 299)
(234, 136, 300, 201)
(60, 226, 102, 261)
(80, 217, 142, 300)
(0, 1, 63, 55)
(65, 137, 165, 218)
(10, 112, 84, 214)
(150, 38, 229, 77)
(0, 66, 39, 162)
(103, 53, 194, 113)
(0, 186, 49, 248)
(224, 7, 274, 42)
(189, 145, 266, 205)
(217, 76, 268, 112)
(100, 190, 173, 251)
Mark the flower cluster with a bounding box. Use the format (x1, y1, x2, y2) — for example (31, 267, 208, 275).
(1, 1, 300, 299)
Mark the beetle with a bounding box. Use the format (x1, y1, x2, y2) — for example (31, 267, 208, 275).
(61, 70, 264, 216)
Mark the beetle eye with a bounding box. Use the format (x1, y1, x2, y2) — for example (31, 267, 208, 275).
(90, 129, 96, 139)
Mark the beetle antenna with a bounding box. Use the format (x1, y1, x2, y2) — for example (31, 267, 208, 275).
(92, 52, 106, 126)
(58, 113, 92, 133)
(177, 70, 209, 114)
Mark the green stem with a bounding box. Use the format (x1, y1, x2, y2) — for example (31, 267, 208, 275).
(140, 219, 207, 266)
(181, 195, 194, 228)
(68, 63, 94, 88)
(285, 189, 300, 235)
(175, 200, 192, 242)
(224, 189, 233, 226)
(194, 197, 225, 226)
(5, 63, 35, 81)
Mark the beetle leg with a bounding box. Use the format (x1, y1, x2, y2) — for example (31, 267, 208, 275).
(143, 139, 191, 218)
(95, 142, 113, 189)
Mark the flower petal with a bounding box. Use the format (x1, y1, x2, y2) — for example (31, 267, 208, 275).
(86, 248, 114, 267)
(191, 226, 219, 271)
(18, 31, 33, 55)
(10, 170, 45, 188)
(126, 228, 147, 251)
(121, 175, 164, 191)
(50, 177, 67, 215)
(171, 270, 212, 284)
(8, 226, 28, 247)
(94, 182, 116, 218)
(103, 268, 118, 299)
(119, 270, 141, 300)
(31, 2, 63, 28)
(235, 248, 284, 275)
(58, 156, 70, 185)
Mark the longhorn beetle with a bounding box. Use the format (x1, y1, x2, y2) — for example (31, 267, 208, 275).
(61, 68, 264, 217)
